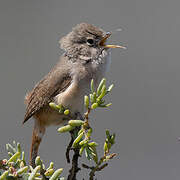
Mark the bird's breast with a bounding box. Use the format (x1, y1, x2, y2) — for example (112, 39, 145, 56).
(54, 80, 86, 114)
(54, 49, 111, 115)
(91, 49, 111, 86)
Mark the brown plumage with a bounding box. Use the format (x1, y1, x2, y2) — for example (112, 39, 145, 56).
(24, 70, 72, 124)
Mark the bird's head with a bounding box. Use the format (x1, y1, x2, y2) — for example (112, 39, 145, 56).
(59, 23, 125, 58)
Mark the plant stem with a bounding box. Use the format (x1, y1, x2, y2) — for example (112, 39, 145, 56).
(67, 129, 81, 180)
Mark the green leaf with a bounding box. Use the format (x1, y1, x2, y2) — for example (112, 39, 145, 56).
(79, 145, 85, 156)
(28, 165, 41, 180)
(49, 102, 59, 111)
(47, 162, 54, 171)
(86, 128, 93, 138)
(20, 161, 25, 168)
(89, 146, 98, 164)
(91, 103, 98, 109)
(91, 79, 94, 92)
(17, 143, 21, 154)
(7, 152, 20, 163)
(79, 139, 89, 146)
(97, 78, 106, 96)
(89, 94, 93, 103)
(58, 105, 64, 114)
(49, 168, 63, 180)
(85, 147, 92, 160)
(84, 95, 89, 109)
(104, 142, 108, 154)
(21, 151, 25, 163)
(110, 133, 116, 145)
(59, 178, 65, 180)
(72, 132, 84, 147)
(33, 178, 41, 180)
(0, 170, 9, 180)
(106, 130, 111, 140)
(68, 120, 84, 127)
(58, 125, 75, 133)
(77, 128, 84, 136)
(88, 147, 96, 156)
(107, 84, 114, 92)
(35, 156, 42, 167)
(97, 85, 106, 102)
(17, 166, 28, 175)
(64, 109, 70, 115)
(105, 103, 112, 107)
(44, 169, 54, 177)
(88, 142, 98, 147)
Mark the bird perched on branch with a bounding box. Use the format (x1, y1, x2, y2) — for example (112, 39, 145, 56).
(23, 23, 125, 167)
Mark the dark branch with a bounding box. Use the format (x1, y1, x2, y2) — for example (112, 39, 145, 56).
(66, 112, 84, 180)
(66, 136, 74, 163)
(67, 146, 81, 180)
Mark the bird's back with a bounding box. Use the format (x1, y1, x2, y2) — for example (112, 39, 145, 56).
(24, 55, 73, 124)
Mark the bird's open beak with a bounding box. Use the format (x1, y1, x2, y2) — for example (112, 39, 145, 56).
(99, 32, 126, 49)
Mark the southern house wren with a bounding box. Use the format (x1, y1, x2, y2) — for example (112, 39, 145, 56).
(23, 23, 125, 166)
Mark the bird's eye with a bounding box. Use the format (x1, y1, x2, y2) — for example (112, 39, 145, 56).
(86, 39, 94, 46)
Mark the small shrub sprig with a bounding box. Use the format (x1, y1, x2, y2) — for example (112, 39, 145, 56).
(0, 141, 64, 180)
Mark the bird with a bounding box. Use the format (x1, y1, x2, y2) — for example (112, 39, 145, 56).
(23, 23, 125, 167)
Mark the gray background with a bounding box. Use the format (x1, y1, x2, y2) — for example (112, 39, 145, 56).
(0, 0, 180, 179)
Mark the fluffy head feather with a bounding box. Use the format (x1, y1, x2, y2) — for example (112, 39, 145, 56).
(59, 23, 105, 58)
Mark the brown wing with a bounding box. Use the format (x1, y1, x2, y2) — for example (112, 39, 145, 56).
(23, 70, 72, 124)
